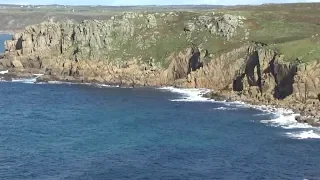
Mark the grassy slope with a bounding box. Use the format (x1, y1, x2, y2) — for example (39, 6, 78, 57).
(225, 3, 320, 63)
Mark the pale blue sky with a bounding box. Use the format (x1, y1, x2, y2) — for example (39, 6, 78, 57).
(0, 0, 318, 5)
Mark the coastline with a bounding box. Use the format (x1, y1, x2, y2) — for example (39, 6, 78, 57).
(1, 71, 320, 139)
(157, 86, 320, 139)
(204, 90, 320, 127)
(1, 71, 319, 130)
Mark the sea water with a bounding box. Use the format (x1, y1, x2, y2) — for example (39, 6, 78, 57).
(0, 34, 12, 53)
(0, 34, 320, 180)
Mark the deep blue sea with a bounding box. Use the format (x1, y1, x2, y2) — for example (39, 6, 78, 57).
(1, 35, 320, 180)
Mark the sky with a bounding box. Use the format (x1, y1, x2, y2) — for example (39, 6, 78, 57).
(0, 0, 319, 5)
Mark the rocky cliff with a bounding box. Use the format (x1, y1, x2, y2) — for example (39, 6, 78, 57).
(0, 12, 245, 86)
(0, 10, 320, 125)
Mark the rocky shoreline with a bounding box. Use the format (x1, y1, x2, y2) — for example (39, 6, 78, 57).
(0, 70, 159, 88)
(204, 90, 320, 127)
(1, 70, 319, 127)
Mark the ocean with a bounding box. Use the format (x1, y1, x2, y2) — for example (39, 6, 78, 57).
(0, 34, 11, 53)
(1, 35, 320, 180)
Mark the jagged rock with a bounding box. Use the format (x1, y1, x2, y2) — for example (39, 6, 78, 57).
(123, 12, 136, 19)
(184, 22, 195, 32)
(11, 59, 23, 68)
(198, 16, 212, 26)
(214, 14, 242, 40)
(146, 14, 157, 28)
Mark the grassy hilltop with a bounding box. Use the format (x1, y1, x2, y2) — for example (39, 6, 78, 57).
(227, 3, 320, 63)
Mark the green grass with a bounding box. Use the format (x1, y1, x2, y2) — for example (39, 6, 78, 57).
(273, 38, 320, 62)
(222, 6, 320, 63)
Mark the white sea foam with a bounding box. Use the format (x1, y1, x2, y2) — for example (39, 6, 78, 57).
(213, 107, 228, 110)
(158, 86, 320, 140)
(0, 70, 8, 74)
(12, 77, 38, 84)
(158, 87, 212, 102)
(11, 74, 44, 84)
(94, 83, 120, 88)
(260, 114, 312, 129)
(4, 76, 124, 89)
(47, 81, 79, 85)
(286, 130, 320, 139)
(46, 81, 123, 88)
(33, 73, 44, 76)
(212, 106, 237, 111)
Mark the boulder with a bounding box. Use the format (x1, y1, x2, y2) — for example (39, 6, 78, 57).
(146, 14, 157, 28)
(11, 59, 23, 68)
(214, 14, 241, 40)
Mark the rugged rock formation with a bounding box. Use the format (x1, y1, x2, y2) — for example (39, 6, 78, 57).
(0, 12, 243, 86)
(185, 14, 243, 41)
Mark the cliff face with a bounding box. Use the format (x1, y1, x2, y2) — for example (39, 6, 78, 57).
(1, 12, 245, 86)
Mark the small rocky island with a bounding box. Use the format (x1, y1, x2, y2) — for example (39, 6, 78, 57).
(0, 3, 320, 126)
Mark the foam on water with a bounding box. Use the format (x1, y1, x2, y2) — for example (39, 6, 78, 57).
(46, 81, 122, 88)
(0, 70, 8, 74)
(212, 106, 238, 111)
(287, 130, 320, 139)
(95, 84, 121, 88)
(158, 86, 320, 140)
(11, 74, 44, 84)
(46, 81, 88, 85)
(1, 75, 125, 89)
(12, 77, 38, 84)
(158, 87, 212, 102)
(260, 114, 312, 129)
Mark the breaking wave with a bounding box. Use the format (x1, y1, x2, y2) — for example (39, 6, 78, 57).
(10, 74, 44, 84)
(212, 107, 238, 111)
(1, 75, 122, 89)
(0, 70, 8, 74)
(286, 130, 320, 140)
(158, 86, 320, 140)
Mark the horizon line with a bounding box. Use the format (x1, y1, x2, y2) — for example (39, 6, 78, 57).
(0, 2, 317, 6)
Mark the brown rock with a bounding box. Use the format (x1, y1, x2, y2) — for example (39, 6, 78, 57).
(306, 118, 316, 125)
(295, 115, 302, 122)
(11, 59, 23, 68)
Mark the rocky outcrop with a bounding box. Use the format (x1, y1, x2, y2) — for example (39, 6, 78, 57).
(212, 14, 244, 40)
(4, 19, 135, 61)
(197, 44, 320, 126)
(165, 46, 203, 81)
(185, 14, 243, 40)
(1, 12, 245, 86)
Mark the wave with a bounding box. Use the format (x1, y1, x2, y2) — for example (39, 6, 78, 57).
(45, 81, 122, 89)
(158, 86, 320, 140)
(10, 74, 44, 84)
(46, 81, 89, 85)
(0, 70, 8, 74)
(94, 83, 121, 88)
(212, 107, 238, 111)
(286, 130, 320, 139)
(158, 87, 213, 102)
(12, 77, 38, 84)
(260, 114, 312, 129)
(1, 75, 127, 89)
